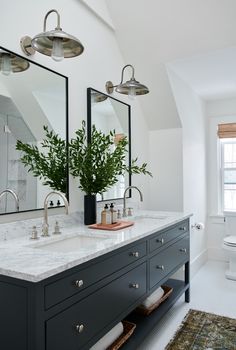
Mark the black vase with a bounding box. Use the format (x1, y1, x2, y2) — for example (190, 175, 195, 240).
(84, 194, 97, 225)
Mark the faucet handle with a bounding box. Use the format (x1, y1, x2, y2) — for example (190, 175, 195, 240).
(30, 226, 39, 240)
(53, 221, 61, 235)
(127, 208, 133, 216)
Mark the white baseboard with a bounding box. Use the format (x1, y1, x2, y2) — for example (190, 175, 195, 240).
(208, 247, 228, 262)
(190, 249, 208, 278)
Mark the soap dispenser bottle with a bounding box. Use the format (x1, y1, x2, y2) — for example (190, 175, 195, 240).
(101, 204, 111, 225)
(110, 203, 117, 224)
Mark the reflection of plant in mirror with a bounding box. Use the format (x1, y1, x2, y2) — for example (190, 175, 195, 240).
(16, 126, 67, 194)
(69, 121, 152, 195)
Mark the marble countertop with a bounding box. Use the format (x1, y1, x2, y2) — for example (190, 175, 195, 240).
(0, 210, 192, 282)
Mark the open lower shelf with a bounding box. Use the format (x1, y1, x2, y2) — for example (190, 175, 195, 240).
(121, 279, 189, 350)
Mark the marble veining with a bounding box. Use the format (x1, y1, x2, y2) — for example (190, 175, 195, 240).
(0, 210, 192, 282)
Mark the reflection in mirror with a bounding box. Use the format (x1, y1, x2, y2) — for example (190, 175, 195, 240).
(0, 46, 68, 215)
(87, 88, 131, 201)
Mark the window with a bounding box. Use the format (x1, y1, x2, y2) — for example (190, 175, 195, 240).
(220, 139, 236, 212)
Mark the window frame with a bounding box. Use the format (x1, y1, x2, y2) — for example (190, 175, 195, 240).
(220, 138, 236, 214)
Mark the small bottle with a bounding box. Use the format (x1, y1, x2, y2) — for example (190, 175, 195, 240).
(110, 203, 117, 224)
(101, 204, 111, 225)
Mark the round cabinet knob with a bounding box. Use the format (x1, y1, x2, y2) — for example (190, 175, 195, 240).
(156, 265, 165, 270)
(130, 283, 139, 289)
(75, 324, 84, 334)
(74, 279, 84, 288)
(130, 251, 139, 258)
(156, 238, 164, 244)
(179, 248, 187, 253)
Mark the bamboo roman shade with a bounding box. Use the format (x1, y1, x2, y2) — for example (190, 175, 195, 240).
(218, 123, 236, 138)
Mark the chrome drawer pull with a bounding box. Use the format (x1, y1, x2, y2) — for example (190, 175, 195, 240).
(179, 248, 187, 253)
(130, 251, 139, 258)
(156, 265, 165, 270)
(75, 324, 84, 333)
(179, 226, 186, 231)
(156, 238, 164, 244)
(130, 283, 139, 289)
(74, 280, 84, 288)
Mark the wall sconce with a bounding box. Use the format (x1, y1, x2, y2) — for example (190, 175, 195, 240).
(0, 49, 29, 75)
(105, 64, 149, 98)
(20, 9, 84, 62)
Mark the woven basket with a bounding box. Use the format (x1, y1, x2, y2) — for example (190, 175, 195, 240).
(107, 321, 136, 350)
(136, 285, 173, 316)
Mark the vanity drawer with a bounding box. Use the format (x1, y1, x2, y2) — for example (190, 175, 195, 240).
(46, 262, 147, 350)
(149, 235, 189, 289)
(45, 241, 147, 309)
(149, 220, 189, 253)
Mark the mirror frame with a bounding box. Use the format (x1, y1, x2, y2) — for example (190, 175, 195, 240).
(87, 87, 131, 202)
(0, 46, 69, 215)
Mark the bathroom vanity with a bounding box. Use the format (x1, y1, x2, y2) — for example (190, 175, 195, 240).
(0, 212, 190, 350)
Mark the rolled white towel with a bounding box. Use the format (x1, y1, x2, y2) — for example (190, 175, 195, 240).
(90, 322, 124, 350)
(141, 287, 164, 308)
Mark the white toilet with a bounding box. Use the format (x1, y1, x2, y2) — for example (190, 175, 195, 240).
(223, 217, 236, 281)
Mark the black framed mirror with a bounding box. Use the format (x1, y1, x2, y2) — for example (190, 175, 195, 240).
(0, 46, 68, 215)
(87, 87, 131, 201)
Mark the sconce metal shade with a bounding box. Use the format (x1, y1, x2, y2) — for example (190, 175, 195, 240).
(0, 50, 29, 74)
(106, 64, 149, 96)
(30, 29, 84, 58)
(20, 9, 84, 59)
(115, 78, 149, 95)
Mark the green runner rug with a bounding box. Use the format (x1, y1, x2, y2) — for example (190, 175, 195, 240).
(165, 309, 236, 350)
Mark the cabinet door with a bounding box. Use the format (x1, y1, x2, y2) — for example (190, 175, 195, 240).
(149, 235, 189, 289)
(46, 262, 147, 350)
(0, 282, 27, 350)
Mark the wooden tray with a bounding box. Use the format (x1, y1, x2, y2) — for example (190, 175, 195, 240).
(107, 321, 136, 350)
(135, 285, 173, 316)
(88, 221, 134, 231)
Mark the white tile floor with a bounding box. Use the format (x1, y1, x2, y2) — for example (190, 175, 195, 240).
(137, 261, 236, 350)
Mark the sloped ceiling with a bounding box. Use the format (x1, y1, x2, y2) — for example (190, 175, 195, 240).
(106, 0, 236, 130)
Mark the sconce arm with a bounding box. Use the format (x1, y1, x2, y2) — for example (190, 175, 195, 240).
(43, 9, 61, 32)
(120, 64, 135, 84)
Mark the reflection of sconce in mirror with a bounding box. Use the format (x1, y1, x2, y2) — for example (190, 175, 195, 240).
(0, 50, 29, 75)
(91, 90, 108, 103)
(20, 9, 84, 62)
(106, 64, 149, 98)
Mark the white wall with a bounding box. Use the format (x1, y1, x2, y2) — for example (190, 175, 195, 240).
(0, 0, 149, 222)
(206, 98, 236, 261)
(148, 128, 183, 211)
(167, 67, 208, 275)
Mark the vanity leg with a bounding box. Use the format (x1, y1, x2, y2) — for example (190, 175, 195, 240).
(185, 261, 190, 303)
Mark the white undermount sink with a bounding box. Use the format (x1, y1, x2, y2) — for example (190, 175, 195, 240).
(34, 235, 112, 253)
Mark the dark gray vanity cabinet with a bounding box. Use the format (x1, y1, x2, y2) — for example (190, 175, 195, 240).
(0, 219, 190, 350)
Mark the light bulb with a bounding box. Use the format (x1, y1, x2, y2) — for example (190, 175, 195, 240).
(51, 37, 64, 62)
(1, 54, 11, 75)
(128, 86, 136, 100)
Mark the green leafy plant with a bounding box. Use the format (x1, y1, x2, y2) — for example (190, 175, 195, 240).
(16, 126, 67, 194)
(69, 120, 152, 195)
(16, 121, 152, 196)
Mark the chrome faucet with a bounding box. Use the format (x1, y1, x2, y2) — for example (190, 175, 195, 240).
(123, 186, 143, 217)
(42, 191, 69, 237)
(0, 189, 20, 212)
